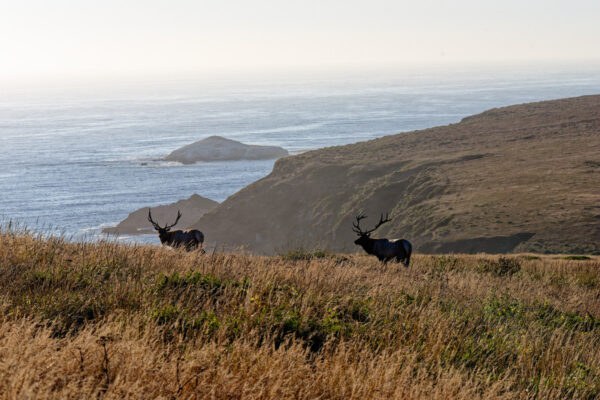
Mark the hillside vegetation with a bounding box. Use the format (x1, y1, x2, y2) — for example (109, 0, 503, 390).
(2, 228, 600, 398)
(195, 95, 600, 254)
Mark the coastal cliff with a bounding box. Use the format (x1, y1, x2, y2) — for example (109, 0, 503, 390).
(193, 96, 600, 254)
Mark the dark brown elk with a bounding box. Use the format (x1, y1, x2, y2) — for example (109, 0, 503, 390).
(148, 209, 204, 252)
(352, 213, 412, 267)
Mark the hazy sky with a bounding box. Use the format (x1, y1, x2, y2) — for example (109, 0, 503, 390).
(1, 0, 599, 83)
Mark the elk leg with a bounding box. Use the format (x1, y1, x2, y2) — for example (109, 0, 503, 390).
(192, 241, 205, 254)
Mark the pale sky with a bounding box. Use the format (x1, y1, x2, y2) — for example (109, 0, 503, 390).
(1, 0, 599, 84)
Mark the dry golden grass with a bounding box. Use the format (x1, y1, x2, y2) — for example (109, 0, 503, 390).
(1, 228, 600, 399)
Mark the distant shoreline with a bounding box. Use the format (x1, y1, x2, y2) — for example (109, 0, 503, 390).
(3, 72, 600, 242)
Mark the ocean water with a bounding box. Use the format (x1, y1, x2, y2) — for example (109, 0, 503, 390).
(1, 68, 599, 245)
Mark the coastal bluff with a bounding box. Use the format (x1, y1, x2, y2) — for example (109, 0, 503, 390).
(193, 95, 600, 255)
(164, 136, 288, 164)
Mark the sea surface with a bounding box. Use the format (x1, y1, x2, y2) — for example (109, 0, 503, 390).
(1, 67, 599, 244)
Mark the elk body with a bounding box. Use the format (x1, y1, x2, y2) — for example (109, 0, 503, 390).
(352, 213, 412, 267)
(148, 209, 204, 252)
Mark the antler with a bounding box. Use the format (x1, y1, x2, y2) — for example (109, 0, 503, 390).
(352, 212, 392, 236)
(352, 214, 368, 235)
(365, 213, 392, 235)
(164, 210, 182, 230)
(148, 208, 162, 230)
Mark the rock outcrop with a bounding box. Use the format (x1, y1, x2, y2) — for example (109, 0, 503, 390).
(103, 194, 218, 235)
(164, 136, 288, 164)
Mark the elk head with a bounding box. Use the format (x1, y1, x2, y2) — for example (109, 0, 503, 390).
(352, 213, 391, 247)
(148, 209, 182, 243)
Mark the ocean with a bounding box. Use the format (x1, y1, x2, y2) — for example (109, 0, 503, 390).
(1, 67, 599, 245)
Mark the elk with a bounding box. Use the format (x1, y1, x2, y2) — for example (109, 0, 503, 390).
(352, 213, 412, 267)
(148, 209, 204, 252)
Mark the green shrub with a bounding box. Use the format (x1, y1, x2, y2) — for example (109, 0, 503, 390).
(564, 255, 592, 260)
(478, 257, 521, 276)
(279, 248, 331, 261)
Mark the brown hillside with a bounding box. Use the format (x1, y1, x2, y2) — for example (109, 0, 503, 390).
(194, 95, 600, 254)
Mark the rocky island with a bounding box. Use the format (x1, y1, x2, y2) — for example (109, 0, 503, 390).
(163, 136, 288, 164)
(103, 194, 218, 235)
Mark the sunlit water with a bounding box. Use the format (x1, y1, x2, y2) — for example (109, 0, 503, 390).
(1, 68, 599, 245)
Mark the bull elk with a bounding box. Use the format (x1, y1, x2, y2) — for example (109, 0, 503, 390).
(352, 213, 412, 267)
(148, 209, 204, 252)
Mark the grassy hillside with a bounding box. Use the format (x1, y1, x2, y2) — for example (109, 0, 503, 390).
(194, 95, 600, 255)
(2, 228, 600, 398)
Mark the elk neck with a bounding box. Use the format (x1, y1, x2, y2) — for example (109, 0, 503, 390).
(356, 236, 376, 255)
